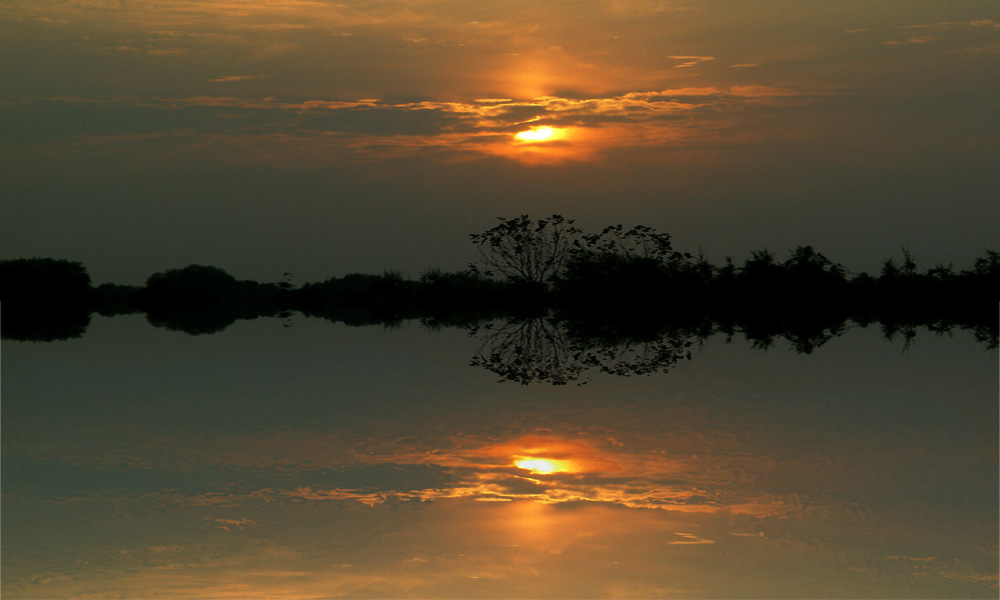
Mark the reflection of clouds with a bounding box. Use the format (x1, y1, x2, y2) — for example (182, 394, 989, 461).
(3, 422, 834, 521)
(6, 347, 996, 598)
(18, 500, 995, 600)
(43, 434, 799, 518)
(470, 436, 623, 473)
(8, 443, 997, 598)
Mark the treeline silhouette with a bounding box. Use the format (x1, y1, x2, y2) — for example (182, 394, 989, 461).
(1, 215, 996, 346)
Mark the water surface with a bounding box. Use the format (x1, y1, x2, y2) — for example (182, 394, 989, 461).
(3, 313, 997, 598)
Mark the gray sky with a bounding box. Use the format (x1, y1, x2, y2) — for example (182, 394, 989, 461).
(2, 0, 998, 284)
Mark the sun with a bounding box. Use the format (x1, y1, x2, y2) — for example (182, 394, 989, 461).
(515, 458, 570, 474)
(514, 126, 564, 143)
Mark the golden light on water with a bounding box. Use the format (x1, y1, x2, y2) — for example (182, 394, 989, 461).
(515, 457, 570, 474)
(514, 126, 565, 143)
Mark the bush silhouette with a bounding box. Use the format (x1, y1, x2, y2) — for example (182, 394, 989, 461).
(297, 271, 418, 304)
(143, 264, 281, 302)
(553, 224, 691, 300)
(781, 246, 847, 293)
(557, 253, 672, 300)
(417, 269, 512, 301)
(0, 258, 92, 301)
(144, 265, 239, 302)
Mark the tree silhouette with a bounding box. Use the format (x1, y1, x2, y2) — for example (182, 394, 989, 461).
(469, 215, 580, 285)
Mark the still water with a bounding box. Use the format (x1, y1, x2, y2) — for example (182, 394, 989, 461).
(2, 313, 997, 598)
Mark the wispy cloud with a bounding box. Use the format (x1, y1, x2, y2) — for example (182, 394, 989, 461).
(879, 19, 1000, 47)
(210, 517, 258, 531)
(669, 55, 715, 68)
(902, 19, 1000, 31)
(668, 532, 716, 545)
(101, 44, 189, 56)
(209, 75, 261, 83)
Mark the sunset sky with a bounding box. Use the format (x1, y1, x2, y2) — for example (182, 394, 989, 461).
(2, 0, 998, 284)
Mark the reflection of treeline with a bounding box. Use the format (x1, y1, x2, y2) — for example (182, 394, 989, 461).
(472, 302, 997, 384)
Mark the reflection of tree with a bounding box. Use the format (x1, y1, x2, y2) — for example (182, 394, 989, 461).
(145, 303, 240, 335)
(1, 303, 91, 341)
(728, 309, 851, 354)
(469, 316, 694, 385)
(470, 318, 580, 385)
(465, 303, 1000, 385)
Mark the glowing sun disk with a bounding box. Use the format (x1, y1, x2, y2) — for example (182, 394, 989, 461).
(515, 458, 569, 474)
(514, 126, 563, 143)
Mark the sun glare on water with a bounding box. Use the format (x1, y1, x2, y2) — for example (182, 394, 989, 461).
(514, 126, 565, 143)
(515, 458, 570, 474)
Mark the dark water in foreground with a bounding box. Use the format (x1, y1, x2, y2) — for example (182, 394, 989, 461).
(2, 313, 997, 598)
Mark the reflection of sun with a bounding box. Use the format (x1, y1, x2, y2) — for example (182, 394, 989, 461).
(514, 126, 564, 143)
(515, 458, 570, 474)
